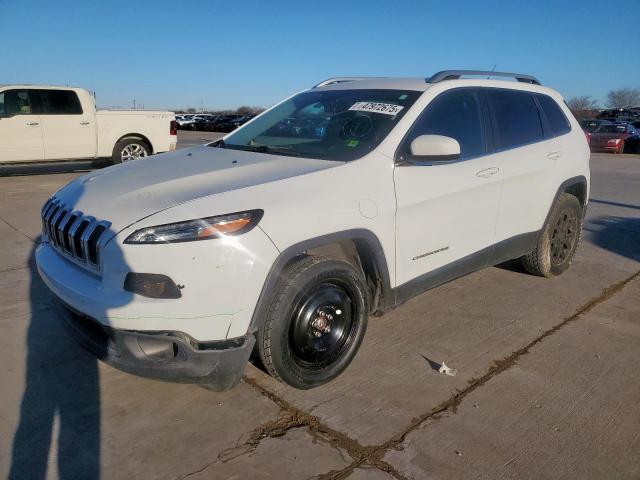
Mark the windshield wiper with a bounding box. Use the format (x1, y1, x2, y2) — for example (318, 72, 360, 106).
(256, 145, 302, 157)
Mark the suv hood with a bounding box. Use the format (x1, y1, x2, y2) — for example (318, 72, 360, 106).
(54, 145, 340, 233)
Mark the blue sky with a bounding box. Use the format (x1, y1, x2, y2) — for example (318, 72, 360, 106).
(2, 0, 639, 110)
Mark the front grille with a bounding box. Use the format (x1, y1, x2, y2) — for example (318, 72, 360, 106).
(41, 198, 111, 271)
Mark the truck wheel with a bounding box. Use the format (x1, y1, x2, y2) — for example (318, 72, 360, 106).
(521, 193, 582, 277)
(112, 138, 150, 164)
(258, 255, 369, 389)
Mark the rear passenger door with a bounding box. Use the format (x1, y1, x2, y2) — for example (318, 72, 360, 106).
(394, 88, 502, 288)
(488, 89, 569, 247)
(36, 89, 97, 160)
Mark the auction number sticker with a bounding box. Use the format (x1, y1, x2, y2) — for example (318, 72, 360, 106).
(349, 102, 404, 116)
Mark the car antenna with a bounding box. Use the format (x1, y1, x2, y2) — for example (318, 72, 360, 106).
(487, 64, 497, 79)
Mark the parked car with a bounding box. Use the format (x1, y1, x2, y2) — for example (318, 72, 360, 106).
(214, 114, 255, 132)
(176, 114, 196, 129)
(208, 114, 242, 132)
(36, 71, 590, 391)
(589, 123, 640, 153)
(596, 108, 639, 122)
(0, 85, 177, 164)
(579, 119, 612, 144)
(187, 114, 216, 131)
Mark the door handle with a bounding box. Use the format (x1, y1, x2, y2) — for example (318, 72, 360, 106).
(476, 167, 499, 178)
(26, 121, 39, 126)
(80, 121, 90, 125)
(547, 151, 562, 160)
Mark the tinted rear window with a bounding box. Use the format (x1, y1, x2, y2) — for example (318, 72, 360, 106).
(38, 90, 83, 115)
(489, 90, 544, 150)
(537, 94, 571, 136)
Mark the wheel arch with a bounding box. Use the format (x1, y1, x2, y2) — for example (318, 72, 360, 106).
(115, 133, 154, 154)
(540, 175, 588, 234)
(249, 229, 393, 333)
(561, 175, 588, 208)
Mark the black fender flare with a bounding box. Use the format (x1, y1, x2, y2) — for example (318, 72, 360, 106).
(248, 229, 392, 333)
(543, 175, 588, 227)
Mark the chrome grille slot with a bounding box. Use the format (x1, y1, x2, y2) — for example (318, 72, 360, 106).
(40, 197, 111, 272)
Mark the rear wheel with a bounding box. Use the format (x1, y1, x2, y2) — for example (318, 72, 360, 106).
(112, 138, 150, 164)
(257, 255, 368, 389)
(521, 193, 582, 277)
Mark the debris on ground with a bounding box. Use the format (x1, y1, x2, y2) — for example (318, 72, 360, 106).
(438, 361, 457, 376)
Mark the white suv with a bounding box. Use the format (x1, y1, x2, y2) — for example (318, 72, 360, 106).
(36, 71, 590, 390)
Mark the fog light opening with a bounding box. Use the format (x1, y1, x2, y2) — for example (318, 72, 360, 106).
(124, 273, 182, 299)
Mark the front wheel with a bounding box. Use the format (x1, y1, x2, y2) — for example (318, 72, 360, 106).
(521, 193, 583, 277)
(112, 138, 150, 164)
(257, 256, 369, 389)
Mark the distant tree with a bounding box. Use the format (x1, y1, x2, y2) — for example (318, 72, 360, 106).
(186, 107, 197, 114)
(606, 88, 640, 109)
(566, 96, 599, 119)
(235, 106, 254, 115)
(235, 105, 265, 115)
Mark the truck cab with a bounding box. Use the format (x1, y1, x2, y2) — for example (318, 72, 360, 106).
(0, 85, 176, 164)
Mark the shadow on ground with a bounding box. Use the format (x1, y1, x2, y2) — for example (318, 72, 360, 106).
(585, 216, 640, 262)
(9, 242, 101, 479)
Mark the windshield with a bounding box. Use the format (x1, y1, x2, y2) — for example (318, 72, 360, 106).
(215, 89, 420, 161)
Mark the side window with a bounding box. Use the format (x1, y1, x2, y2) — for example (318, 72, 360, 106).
(488, 90, 543, 150)
(537, 94, 571, 137)
(404, 89, 486, 160)
(38, 89, 83, 115)
(0, 89, 34, 116)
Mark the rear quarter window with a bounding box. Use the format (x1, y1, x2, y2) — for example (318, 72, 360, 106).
(488, 89, 544, 150)
(537, 94, 571, 137)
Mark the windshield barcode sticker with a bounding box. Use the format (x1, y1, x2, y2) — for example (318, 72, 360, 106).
(349, 102, 404, 116)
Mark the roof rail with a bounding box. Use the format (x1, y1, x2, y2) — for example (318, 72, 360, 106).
(313, 77, 379, 88)
(426, 70, 541, 86)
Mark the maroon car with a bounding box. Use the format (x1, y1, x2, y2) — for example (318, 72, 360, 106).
(589, 123, 640, 154)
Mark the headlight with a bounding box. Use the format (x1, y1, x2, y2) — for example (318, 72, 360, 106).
(124, 210, 263, 244)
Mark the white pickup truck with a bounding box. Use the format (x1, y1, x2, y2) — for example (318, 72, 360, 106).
(0, 85, 177, 164)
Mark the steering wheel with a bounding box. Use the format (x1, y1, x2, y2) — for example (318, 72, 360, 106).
(342, 114, 373, 139)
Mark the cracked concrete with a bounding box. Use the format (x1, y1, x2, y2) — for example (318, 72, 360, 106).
(1, 140, 639, 480)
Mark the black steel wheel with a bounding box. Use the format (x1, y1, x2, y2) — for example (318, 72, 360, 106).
(521, 192, 583, 277)
(258, 256, 369, 389)
(289, 281, 355, 368)
(549, 207, 578, 266)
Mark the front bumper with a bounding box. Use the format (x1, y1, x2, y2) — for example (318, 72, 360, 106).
(56, 298, 254, 390)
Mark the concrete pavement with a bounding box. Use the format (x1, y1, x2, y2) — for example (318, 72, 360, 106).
(0, 142, 638, 479)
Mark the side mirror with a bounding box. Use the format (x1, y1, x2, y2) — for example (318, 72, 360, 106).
(405, 134, 461, 163)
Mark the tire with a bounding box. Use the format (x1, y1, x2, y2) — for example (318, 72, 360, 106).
(112, 138, 150, 164)
(521, 192, 582, 277)
(257, 255, 369, 389)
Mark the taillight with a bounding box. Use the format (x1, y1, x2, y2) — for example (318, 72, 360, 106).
(170, 120, 177, 136)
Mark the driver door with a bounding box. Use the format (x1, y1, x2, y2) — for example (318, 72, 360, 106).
(394, 88, 502, 292)
(0, 89, 44, 163)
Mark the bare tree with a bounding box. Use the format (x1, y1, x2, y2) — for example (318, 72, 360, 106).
(606, 88, 640, 109)
(186, 107, 197, 114)
(235, 106, 265, 115)
(566, 96, 599, 119)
